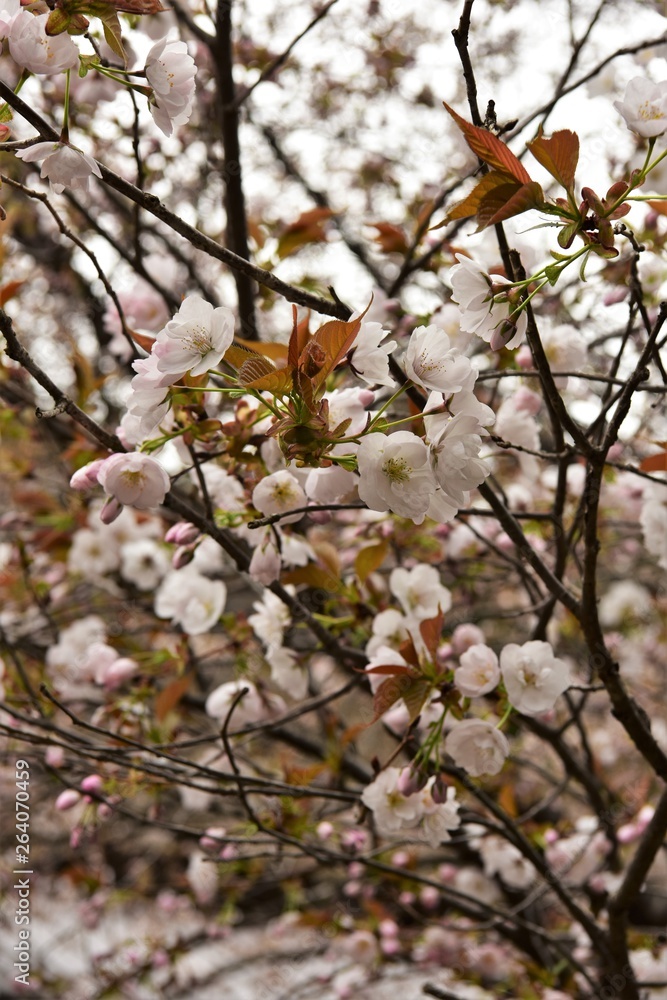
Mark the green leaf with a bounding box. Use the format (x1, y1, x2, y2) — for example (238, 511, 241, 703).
(443, 102, 532, 183)
(544, 264, 561, 286)
(0, 104, 13, 123)
(78, 54, 99, 78)
(527, 129, 579, 193)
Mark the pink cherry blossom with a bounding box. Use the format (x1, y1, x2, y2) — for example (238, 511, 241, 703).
(500, 640, 570, 715)
(15, 142, 101, 196)
(154, 294, 235, 377)
(445, 718, 510, 776)
(9, 11, 79, 74)
(145, 37, 197, 137)
(613, 77, 667, 138)
(97, 453, 170, 510)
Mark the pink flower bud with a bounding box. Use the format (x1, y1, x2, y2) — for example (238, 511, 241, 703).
(172, 545, 196, 569)
(69, 459, 105, 491)
(379, 919, 398, 938)
(515, 345, 533, 369)
(380, 937, 401, 956)
(514, 386, 542, 416)
(56, 789, 81, 811)
(397, 766, 427, 797)
(430, 774, 450, 805)
(97, 803, 113, 819)
(99, 497, 123, 524)
(80, 774, 103, 794)
(316, 821, 334, 841)
(419, 886, 439, 909)
(45, 746, 65, 768)
(165, 521, 201, 545)
(102, 657, 138, 690)
(391, 850, 411, 868)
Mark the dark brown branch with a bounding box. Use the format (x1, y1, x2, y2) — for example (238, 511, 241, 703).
(212, 0, 257, 338)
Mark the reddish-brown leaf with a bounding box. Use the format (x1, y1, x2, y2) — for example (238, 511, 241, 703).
(155, 673, 192, 722)
(527, 129, 579, 193)
(443, 102, 531, 183)
(419, 611, 444, 660)
(371, 222, 409, 254)
(276, 207, 334, 259)
(288, 305, 311, 370)
(402, 677, 434, 724)
(304, 313, 364, 392)
(478, 180, 545, 230)
(640, 451, 667, 472)
(447, 171, 518, 222)
(235, 337, 288, 363)
(0, 280, 23, 307)
(647, 200, 667, 217)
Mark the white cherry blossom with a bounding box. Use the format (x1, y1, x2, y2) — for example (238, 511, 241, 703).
(404, 324, 475, 394)
(154, 294, 235, 378)
(145, 36, 197, 137)
(205, 679, 268, 726)
(15, 142, 101, 196)
(444, 718, 510, 776)
(9, 11, 79, 74)
(500, 640, 570, 715)
(455, 644, 500, 698)
(389, 564, 451, 620)
(427, 412, 489, 507)
(0, 0, 20, 39)
(450, 254, 527, 350)
(613, 77, 667, 138)
(252, 470, 307, 523)
(357, 431, 437, 523)
(154, 568, 226, 635)
(348, 321, 397, 387)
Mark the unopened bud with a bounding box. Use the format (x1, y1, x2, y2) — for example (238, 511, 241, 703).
(172, 544, 196, 569)
(99, 497, 123, 524)
(70, 459, 105, 492)
(80, 774, 103, 794)
(397, 766, 427, 797)
(430, 774, 450, 804)
(164, 521, 200, 546)
(56, 789, 81, 811)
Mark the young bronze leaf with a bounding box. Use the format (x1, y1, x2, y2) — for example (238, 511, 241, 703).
(370, 674, 414, 724)
(276, 207, 334, 259)
(478, 179, 545, 230)
(238, 356, 293, 395)
(402, 677, 434, 724)
(419, 611, 444, 661)
(288, 305, 311, 370)
(305, 314, 363, 392)
(222, 341, 264, 371)
(355, 540, 389, 585)
(155, 673, 192, 723)
(235, 337, 288, 363)
(527, 129, 579, 194)
(446, 171, 517, 222)
(443, 102, 531, 184)
(639, 451, 667, 473)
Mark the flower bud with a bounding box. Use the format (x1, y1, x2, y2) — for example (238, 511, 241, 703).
(56, 789, 81, 811)
(172, 545, 196, 569)
(80, 774, 103, 794)
(397, 766, 428, 797)
(164, 521, 201, 546)
(70, 459, 105, 491)
(99, 497, 124, 524)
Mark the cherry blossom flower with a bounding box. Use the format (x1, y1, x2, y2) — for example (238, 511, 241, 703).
(389, 564, 451, 620)
(154, 568, 226, 635)
(613, 77, 667, 138)
(360, 766, 425, 837)
(348, 321, 397, 387)
(154, 294, 235, 378)
(450, 254, 527, 350)
(119, 538, 170, 591)
(205, 679, 267, 726)
(248, 530, 282, 585)
(418, 780, 461, 847)
(248, 588, 293, 648)
(500, 640, 570, 715)
(475, 833, 535, 889)
(444, 718, 510, 776)
(640, 478, 667, 571)
(427, 412, 489, 507)
(365, 608, 410, 658)
(0, 0, 19, 39)
(145, 36, 197, 137)
(8, 11, 79, 74)
(97, 453, 170, 510)
(15, 142, 101, 196)
(404, 324, 475, 394)
(252, 470, 307, 523)
(357, 431, 437, 523)
(455, 644, 500, 698)
(269, 646, 308, 699)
